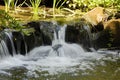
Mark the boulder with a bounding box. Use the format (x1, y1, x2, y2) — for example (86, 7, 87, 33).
(82, 7, 110, 33)
(27, 21, 54, 45)
(65, 21, 92, 51)
(83, 7, 109, 26)
(92, 19, 120, 49)
(104, 19, 120, 47)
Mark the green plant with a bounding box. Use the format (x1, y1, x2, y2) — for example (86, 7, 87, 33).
(3, 0, 14, 12)
(68, 0, 120, 12)
(53, 0, 56, 16)
(53, 0, 67, 17)
(29, 0, 41, 19)
(0, 10, 34, 35)
(56, 0, 68, 9)
(3, 0, 27, 12)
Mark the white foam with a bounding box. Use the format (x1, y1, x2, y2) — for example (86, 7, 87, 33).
(0, 24, 119, 77)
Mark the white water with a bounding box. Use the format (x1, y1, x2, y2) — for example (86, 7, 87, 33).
(0, 40, 11, 59)
(0, 25, 119, 77)
(4, 31, 16, 55)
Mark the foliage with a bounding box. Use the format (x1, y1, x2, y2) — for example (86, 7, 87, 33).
(2, 0, 120, 18)
(56, 0, 68, 9)
(53, 0, 68, 16)
(29, 0, 41, 14)
(3, 0, 27, 12)
(3, 0, 14, 12)
(27, 0, 41, 20)
(68, 0, 120, 11)
(53, 0, 56, 16)
(0, 10, 34, 35)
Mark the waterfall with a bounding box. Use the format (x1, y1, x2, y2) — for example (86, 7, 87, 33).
(0, 22, 86, 59)
(0, 40, 11, 59)
(48, 24, 67, 57)
(28, 23, 85, 58)
(51, 24, 85, 57)
(4, 30, 16, 55)
(52, 24, 66, 46)
(0, 29, 28, 58)
(0, 29, 16, 56)
(0, 21, 116, 78)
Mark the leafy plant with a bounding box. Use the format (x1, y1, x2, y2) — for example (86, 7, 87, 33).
(0, 10, 21, 30)
(68, 0, 120, 11)
(0, 10, 34, 35)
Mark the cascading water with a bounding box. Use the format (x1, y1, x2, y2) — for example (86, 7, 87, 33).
(0, 22, 119, 80)
(4, 30, 16, 55)
(0, 29, 16, 57)
(28, 23, 85, 58)
(0, 40, 10, 58)
(49, 24, 84, 57)
(0, 29, 28, 57)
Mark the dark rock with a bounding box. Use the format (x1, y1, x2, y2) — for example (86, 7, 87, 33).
(0, 30, 17, 56)
(65, 21, 92, 51)
(27, 21, 54, 45)
(12, 31, 27, 55)
(92, 19, 120, 49)
(104, 19, 120, 47)
(0, 21, 56, 56)
(92, 29, 111, 49)
(91, 22, 104, 33)
(114, 12, 120, 19)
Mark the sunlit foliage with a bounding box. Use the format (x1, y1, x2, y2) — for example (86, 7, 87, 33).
(0, 10, 34, 35)
(68, 0, 120, 11)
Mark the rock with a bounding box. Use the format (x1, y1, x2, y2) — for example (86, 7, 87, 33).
(12, 31, 27, 55)
(92, 19, 120, 49)
(114, 12, 120, 19)
(27, 21, 54, 45)
(65, 21, 92, 51)
(82, 7, 110, 33)
(83, 7, 109, 26)
(0, 21, 56, 55)
(104, 19, 120, 47)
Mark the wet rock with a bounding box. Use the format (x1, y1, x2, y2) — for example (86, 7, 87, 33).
(0, 21, 56, 55)
(12, 31, 27, 55)
(27, 21, 54, 45)
(92, 29, 111, 49)
(0, 30, 15, 56)
(65, 21, 92, 51)
(92, 19, 120, 49)
(104, 19, 120, 47)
